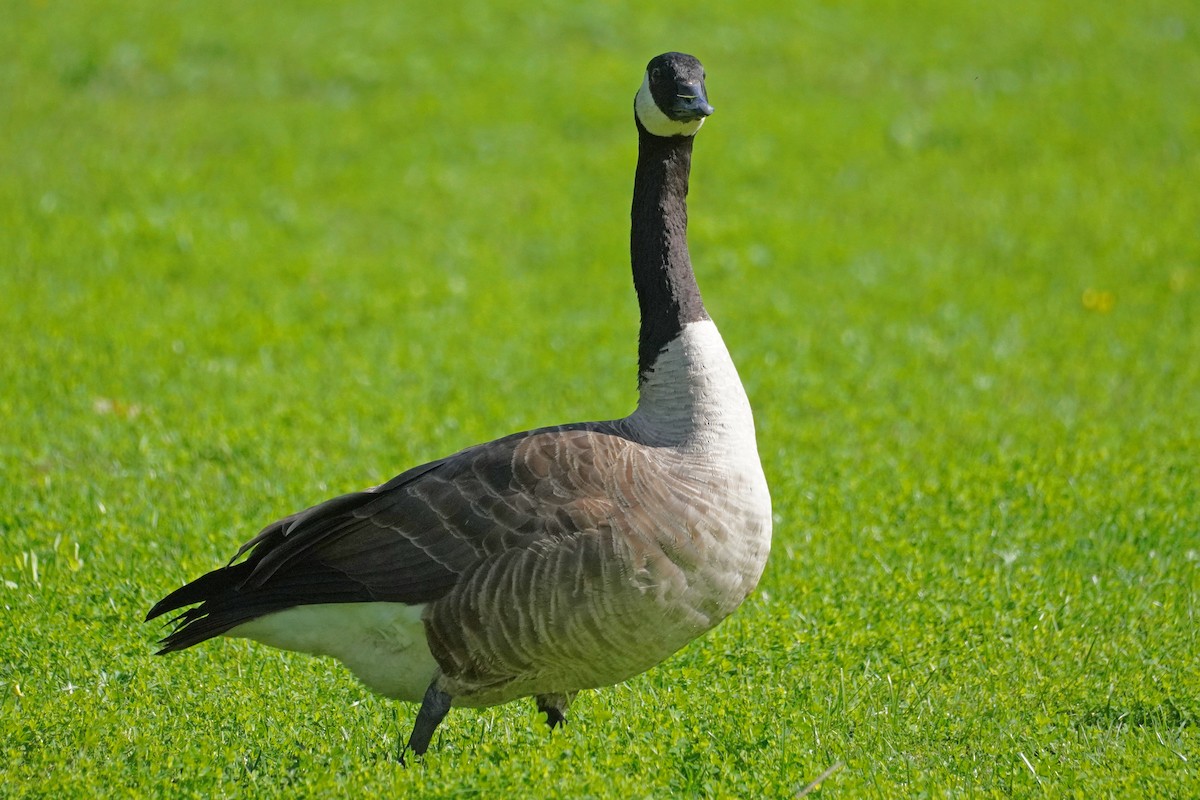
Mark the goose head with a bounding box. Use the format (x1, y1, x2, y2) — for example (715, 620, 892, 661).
(634, 52, 714, 138)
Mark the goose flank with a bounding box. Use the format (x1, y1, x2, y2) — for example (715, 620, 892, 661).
(146, 51, 772, 759)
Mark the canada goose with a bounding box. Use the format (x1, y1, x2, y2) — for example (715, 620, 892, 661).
(146, 51, 772, 759)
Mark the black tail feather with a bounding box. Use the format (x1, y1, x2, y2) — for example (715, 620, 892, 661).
(146, 557, 398, 654)
(153, 608, 263, 654)
(145, 462, 463, 656)
(146, 560, 262, 653)
(145, 560, 256, 623)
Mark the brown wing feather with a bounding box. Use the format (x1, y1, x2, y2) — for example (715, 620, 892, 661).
(421, 430, 756, 703)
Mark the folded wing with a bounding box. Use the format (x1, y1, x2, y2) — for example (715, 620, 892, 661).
(146, 423, 631, 652)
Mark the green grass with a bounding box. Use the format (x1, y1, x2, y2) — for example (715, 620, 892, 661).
(2, 0, 1198, 796)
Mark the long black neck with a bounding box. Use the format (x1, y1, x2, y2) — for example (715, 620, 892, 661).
(631, 122, 710, 384)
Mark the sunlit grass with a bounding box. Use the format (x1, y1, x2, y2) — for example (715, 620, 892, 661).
(2, 1, 1198, 796)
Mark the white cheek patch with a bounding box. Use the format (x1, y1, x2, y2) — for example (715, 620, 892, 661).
(635, 72, 706, 138)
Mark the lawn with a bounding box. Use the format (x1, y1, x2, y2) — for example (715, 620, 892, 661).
(2, 0, 1198, 796)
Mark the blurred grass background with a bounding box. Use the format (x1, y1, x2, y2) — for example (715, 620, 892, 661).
(1, 0, 1198, 796)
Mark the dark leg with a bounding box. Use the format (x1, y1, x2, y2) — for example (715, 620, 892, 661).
(535, 692, 577, 729)
(542, 703, 567, 729)
(403, 683, 453, 761)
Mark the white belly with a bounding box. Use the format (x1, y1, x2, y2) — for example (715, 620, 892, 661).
(228, 602, 438, 702)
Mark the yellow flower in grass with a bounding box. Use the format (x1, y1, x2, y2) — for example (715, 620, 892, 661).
(1082, 288, 1115, 313)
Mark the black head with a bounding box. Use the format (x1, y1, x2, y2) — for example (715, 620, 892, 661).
(635, 52, 714, 137)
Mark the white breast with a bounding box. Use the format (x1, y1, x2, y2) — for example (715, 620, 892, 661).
(628, 320, 763, 460)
